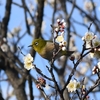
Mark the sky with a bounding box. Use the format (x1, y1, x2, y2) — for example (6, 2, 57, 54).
(0, 0, 100, 100)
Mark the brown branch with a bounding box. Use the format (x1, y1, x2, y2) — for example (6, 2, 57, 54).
(0, 92, 4, 100)
(36, 67, 53, 81)
(21, 0, 31, 35)
(28, 75, 34, 100)
(52, 0, 57, 25)
(5, 67, 27, 100)
(30, 0, 45, 58)
(49, 66, 64, 100)
(62, 49, 92, 92)
(48, 52, 65, 100)
(67, 0, 100, 31)
(12, 2, 35, 24)
(0, 50, 27, 100)
(34, 0, 45, 38)
(1, 0, 12, 37)
(57, 1, 73, 99)
(82, 79, 100, 100)
(40, 88, 50, 100)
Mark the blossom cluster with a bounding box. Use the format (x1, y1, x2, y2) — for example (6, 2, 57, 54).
(92, 62, 100, 74)
(66, 79, 89, 99)
(81, 85, 90, 99)
(23, 19, 68, 70)
(7, 26, 21, 38)
(82, 31, 100, 58)
(82, 31, 100, 74)
(54, 19, 67, 51)
(0, 38, 8, 52)
(23, 53, 34, 70)
(36, 77, 46, 89)
(84, 1, 96, 12)
(66, 80, 80, 92)
(83, 1, 96, 23)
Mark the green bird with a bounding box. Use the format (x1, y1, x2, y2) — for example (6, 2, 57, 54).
(29, 38, 74, 61)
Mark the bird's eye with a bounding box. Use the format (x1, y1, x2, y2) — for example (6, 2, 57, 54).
(35, 42, 38, 46)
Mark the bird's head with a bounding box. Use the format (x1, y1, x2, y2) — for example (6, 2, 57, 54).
(28, 38, 46, 53)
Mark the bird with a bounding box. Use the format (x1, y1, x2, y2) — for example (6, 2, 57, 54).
(28, 38, 74, 61)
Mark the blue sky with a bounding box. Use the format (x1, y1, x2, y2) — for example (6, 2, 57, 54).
(0, 0, 100, 100)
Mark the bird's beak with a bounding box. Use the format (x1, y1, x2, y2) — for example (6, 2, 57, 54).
(28, 45, 32, 47)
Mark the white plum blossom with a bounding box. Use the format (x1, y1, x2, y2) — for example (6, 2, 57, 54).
(57, 19, 60, 23)
(55, 30, 67, 51)
(54, 19, 67, 51)
(27, 18, 33, 25)
(62, 22, 66, 27)
(60, 31, 64, 36)
(56, 19, 66, 28)
(1, 44, 8, 52)
(55, 27, 59, 32)
(59, 41, 67, 46)
(78, 65, 88, 75)
(84, 1, 96, 12)
(97, 62, 100, 70)
(56, 35, 64, 43)
(24, 54, 33, 63)
(61, 19, 65, 23)
(76, 81, 81, 89)
(60, 19, 66, 28)
(45, 84, 50, 90)
(67, 80, 80, 92)
(82, 32, 100, 58)
(90, 37, 100, 58)
(23, 53, 34, 70)
(7, 32, 13, 38)
(67, 80, 77, 92)
(12, 26, 21, 34)
(92, 62, 100, 74)
(90, 51, 100, 59)
(55, 32, 64, 42)
(89, 52, 94, 58)
(82, 32, 94, 41)
(83, 17, 89, 23)
(3, 38, 7, 42)
(92, 38, 100, 47)
(86, 41, 92, 48)
(92, 66, 99, 74)
(62, 46, 66, 51)
(59, 41, 67, 51)
(29, 3, 34, 12)
(82, 32, 100, 48)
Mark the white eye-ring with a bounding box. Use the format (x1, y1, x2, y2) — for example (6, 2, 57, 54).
(35, 42, 38, 45)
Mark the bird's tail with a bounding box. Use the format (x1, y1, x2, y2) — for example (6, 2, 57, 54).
(62, 50, 74, 57)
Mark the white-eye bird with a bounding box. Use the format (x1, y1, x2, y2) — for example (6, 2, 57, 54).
(29, 38, 74, 61)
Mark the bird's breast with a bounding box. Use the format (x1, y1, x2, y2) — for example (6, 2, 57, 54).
(39, 42, 54, 60)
